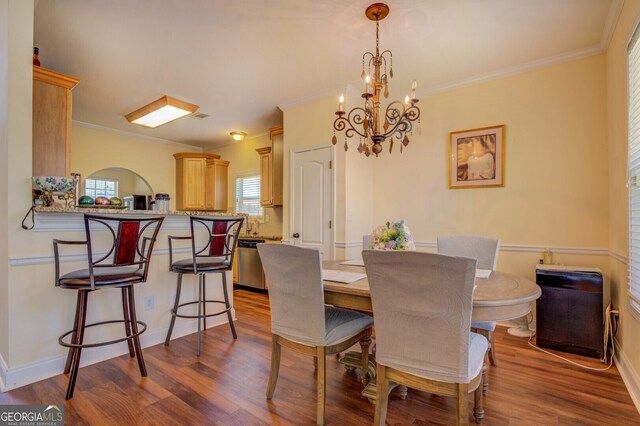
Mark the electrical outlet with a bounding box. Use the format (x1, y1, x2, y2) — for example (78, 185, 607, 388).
(144, 296, 155, 311)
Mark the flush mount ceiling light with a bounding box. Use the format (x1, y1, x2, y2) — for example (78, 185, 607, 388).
(230, 131, 247, 141)
(333, 3, 420, 157)
(125, 96, 198, 128)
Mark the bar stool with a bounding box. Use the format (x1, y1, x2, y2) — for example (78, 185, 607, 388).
(53, 214, 164, 399)
(164, 216, 244, 355)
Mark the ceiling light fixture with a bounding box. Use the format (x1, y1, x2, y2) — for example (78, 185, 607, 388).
(230, 131, 247, 141)
(333, 3, 420, 157)
(125, 96, 198, 128)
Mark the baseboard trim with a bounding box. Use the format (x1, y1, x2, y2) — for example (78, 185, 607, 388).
(0, 316, 231, 392)
(614, 339, 640, 414)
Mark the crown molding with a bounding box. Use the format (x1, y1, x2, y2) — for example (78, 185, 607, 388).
(601, 0, 625, 50)
(72, 120, 202, 151)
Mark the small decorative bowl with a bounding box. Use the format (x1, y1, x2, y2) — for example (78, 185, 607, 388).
(32, 176, 77, 194)
(95, 196, 111, 205)
(109, 197, 123, 206)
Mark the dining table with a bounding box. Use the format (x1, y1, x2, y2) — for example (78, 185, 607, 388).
(321, 259, 542, 403)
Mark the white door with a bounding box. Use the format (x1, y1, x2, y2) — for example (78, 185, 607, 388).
(291, 146, 333, 259)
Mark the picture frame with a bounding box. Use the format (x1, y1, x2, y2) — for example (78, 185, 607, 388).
(449, 124, 505, 189)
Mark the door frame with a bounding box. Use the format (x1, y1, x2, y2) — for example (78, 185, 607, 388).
(289, 144, 336, 260)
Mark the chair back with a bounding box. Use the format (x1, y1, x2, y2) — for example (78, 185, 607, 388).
(84, 214, 164, 282)
(362, 250, 477, 383)
(189, 216, 244, 273)
(437, 235, 500, 270)
(257, 244, 326, 345)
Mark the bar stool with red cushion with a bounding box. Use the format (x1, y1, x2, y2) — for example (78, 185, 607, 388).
(53, 214, 164, 399)
(164, 216, 244, 356)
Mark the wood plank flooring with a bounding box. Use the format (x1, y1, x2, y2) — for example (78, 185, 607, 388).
(1, 289, 638, 425)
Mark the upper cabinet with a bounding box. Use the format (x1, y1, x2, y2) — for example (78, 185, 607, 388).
(174, 153, 228, 211)
(256, 126, 283, 207)
(32, 66, 79, 177)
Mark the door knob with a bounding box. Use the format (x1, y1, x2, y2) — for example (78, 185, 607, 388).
(293, 233, 300, 239)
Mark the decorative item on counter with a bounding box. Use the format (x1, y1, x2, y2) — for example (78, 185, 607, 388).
(543, 248, 554, 265)
(109, 197, 123, 206)
(370, 220, 415, 251)
(78, 195, 95, 205)
(95, 196, 111, 205)
(153, 193, 170, 213)
(32, 176, 78, 207)
(33, 47, 40, 66)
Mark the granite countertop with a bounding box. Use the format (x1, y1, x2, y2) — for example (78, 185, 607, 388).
(34, 206, 241, 216)
(239, 234, 283, 241)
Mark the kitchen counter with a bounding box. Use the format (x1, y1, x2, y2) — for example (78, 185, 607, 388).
(239, 235, 282, 241)
(34, 205, 240, 216)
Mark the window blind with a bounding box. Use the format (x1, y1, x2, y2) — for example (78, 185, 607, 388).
(628, 26, 640, 313)
(235, 175, 263, 218)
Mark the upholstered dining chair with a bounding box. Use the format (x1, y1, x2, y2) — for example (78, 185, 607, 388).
(54, 214, 164, 399)
(437, 235, 501, 366)
(257, 244, 373, 426)
(165, 216, 243, 356)
(362, 234, 371, 250)
(363, 250, 487, 426)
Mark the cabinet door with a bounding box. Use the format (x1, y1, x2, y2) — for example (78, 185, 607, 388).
(205, 161, 215, 210)
(259, 153, 272, 206)
(213, 161, 228, 210)
(183, 158, 206, 210)
(270, 128, 283, 206)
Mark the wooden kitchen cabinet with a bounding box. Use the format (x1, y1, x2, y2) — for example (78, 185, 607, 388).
(205, 158, 229, 211)
(256, 126, 283, 207)
(32, 66, 79, 176)
(174, 153, 228, 211)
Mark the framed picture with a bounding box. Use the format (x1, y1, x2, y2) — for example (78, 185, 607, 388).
(449, 125, 505, 189)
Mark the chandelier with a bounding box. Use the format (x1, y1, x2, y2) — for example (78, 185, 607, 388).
(333, 3, 420, 157)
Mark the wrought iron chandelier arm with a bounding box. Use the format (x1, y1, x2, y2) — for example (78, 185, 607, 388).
(334, 107, 368, 139)
(381, 101, 420, 139)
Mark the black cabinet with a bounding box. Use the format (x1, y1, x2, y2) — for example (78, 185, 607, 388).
(536, 265, 603, 359)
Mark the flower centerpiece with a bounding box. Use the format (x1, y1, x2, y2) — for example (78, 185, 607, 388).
(370, 220, 415, 251)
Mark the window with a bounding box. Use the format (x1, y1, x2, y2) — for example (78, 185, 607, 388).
(235, 174, 263, 218)
(628, 25, 640, 314)
(85, 178, 118, 198)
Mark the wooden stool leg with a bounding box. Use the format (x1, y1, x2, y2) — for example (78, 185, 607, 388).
(64, 291, 83, 375)
(197, 274, 203, 356)
(316, 346, 326, 425)
(66, 290, 89, 400)
(122, 287, 135, 357)
(127, 285, 147, 376)
(374, 364, 389, 426)
(359, 329, 372, 385)
(222, 272, 237, 339)
(165, 273, 183, 346)
(266, 335, 281, 399)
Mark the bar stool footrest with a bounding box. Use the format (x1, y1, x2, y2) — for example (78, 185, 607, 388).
(59, 319, 147, 349)
(171, 299, 232, 319)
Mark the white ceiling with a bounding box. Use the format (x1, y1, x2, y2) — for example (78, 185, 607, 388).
(34, 0, 620, 148)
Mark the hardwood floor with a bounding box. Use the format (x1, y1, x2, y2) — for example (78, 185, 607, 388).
(1, 289, 638, 425)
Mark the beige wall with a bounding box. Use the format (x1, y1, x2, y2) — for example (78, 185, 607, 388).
(71, 124, 198, 211)
(607, 0, 640, 398)
(208, 133, 284, 236)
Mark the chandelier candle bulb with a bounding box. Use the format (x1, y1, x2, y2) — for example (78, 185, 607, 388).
(339, 94, 344, 112)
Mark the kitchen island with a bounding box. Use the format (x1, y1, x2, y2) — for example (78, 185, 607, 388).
(3, 206, 244, 391)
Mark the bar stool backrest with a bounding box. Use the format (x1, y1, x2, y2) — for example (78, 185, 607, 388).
(189, 217, 244, 273)
(84, 214, 164, 285)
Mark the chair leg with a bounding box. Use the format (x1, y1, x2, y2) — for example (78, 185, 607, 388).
(63, 291, 83, 375)
(202, 274, 207, 331)
(316, 346, 326, 426)
(222, 271, 237, 339)
(165, 273, 183, 346)
(127, 285, 147, 376)
(122, 287, 135, 357)
(482, 352, 489, 394)
(487, 331, 497, 366)
(456, 383, 469, 426)
(359, 329, 372, 385)
(373, 364, 389, 426)
(266, 335, 281, 399)
(66, 290, 89, 400)
(474, 376, 484, 424)
(197, 274, 203, 357)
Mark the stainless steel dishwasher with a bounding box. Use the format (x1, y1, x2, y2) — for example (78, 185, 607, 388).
(237, 238, 266, 289)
